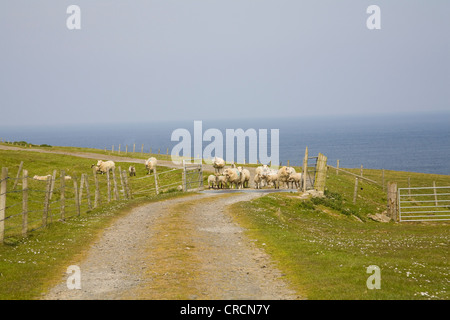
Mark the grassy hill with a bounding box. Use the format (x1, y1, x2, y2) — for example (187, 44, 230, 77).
(0, 144, 448, 299)
(229, 167, 449, 300)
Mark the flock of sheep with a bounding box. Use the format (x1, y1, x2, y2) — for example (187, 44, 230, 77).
(90, 157, 158, 177)
(208, 157, 303, 190)
(34, 155, 302, 191)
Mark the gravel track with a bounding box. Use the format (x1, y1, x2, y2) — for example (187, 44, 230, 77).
(42, 192, 300, 300)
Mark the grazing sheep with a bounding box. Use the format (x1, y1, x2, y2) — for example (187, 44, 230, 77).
(33, 175, 51, 181)
(145, 157, 157, 174)
(212, 157, 226, 174)
(208, 174, 217, 189)
(288, 172, 302, 189)
(128, 166, 136, 177)
(223, 168, 242, 189)
(64, 175, 72, 180)
(95, 160, 116, 174)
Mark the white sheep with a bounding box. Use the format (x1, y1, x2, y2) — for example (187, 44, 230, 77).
(266, 171, 280, 189)
(145, 157, 157, 174)
(208, 174, 217, 189)
(216, 175, 228, 189)
(223, 168, 242, 189)
(288, 172, 302, 189)
(212, 157, 226, 174)
(253, 174, 263, 189)
(255, 165, 270, 187)
(95, 160, 116, 174)
(128, 166, 136, 177)
(237, 167, 251, 188)
(33, 175, 51, 181)
(278, 166, 296, 189)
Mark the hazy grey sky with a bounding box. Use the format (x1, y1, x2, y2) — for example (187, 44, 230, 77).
(1, 0, 449, 125)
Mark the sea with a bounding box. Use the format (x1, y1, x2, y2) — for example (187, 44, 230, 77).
(1, 112, 449, 175)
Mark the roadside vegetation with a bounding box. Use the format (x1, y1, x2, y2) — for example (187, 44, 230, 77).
(229, 169, 449, 300)
(0, 148, 192, 299)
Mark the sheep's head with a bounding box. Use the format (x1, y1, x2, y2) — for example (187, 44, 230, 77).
(96, 160, 103, 166)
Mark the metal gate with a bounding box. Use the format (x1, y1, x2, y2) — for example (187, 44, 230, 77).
(398, 186, 450, 222)
(182, 160, 203, 192)
(305, 156, 318, 190)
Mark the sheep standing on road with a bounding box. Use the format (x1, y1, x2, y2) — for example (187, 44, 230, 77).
(208, 175, 217, 189)
(237, 167, 251, 188)
(253, 174, 263, 189)
(223, 168, 242, 189)
(278, 166, 296, 189)
(212, 157, 226, 174)
(266, 171, 280, 189)
(288, 172, 302, 189)
(216, 175, 228, 189)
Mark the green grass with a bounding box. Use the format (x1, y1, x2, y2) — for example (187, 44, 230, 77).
(0, 148, 198, 299)
(229, 169, 449, 300)
(0, 149, 188, 240)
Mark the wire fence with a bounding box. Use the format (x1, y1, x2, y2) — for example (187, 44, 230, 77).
(0, 165, 137, 243)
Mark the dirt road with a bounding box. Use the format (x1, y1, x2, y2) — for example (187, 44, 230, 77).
(42, 192, 300, 300)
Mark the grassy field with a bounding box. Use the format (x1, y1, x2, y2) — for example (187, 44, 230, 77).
(229, 168, 449, 300)
(0, 148, 199, 299)
(0, 144, 449, 300)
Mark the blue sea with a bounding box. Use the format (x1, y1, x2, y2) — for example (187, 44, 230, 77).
(1, 113, 449, 175)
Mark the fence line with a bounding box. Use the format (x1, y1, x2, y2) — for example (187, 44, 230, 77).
(0, 164, 136, 243)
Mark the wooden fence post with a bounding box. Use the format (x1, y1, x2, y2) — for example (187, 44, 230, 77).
(336, 160, 339, 175)
(118, 144, 121, 154)
(123, 170, 132, 199)
(49, 170, 57, 200)
(302, 147, 308, 192)
(126, 145, 128, 154)
(43, 177, 52, 227)
(93, 167, 100, 208)
(79, 174, 85, 204)
(84, 174, 92, 210)
(73, 176, 81, 216)
(60, 170, 66, 221)
(0, 167, 8, 243)
(133, 143, 136, 153)
(118, 166, 125, 198)
(387, 182, 398, 222)
(141, 144, 144, 153)
(22, 169, 28, 237)
(353, 178, 359, 204)
(154, 166, 159, 195)
(106, 170, 111, 202)
(112, 145, 114, 153)
(314, 153, 328, 193)
(382, 169, 385, 192)
(13, 161, 24, 190)
(112, 168, 119, 200)
(360, 165, 363, 177)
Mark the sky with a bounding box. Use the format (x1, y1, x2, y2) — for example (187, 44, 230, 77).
(0, 0, 449, 126)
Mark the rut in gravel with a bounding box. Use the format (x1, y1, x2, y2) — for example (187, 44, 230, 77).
(43, 192, 300, 300)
